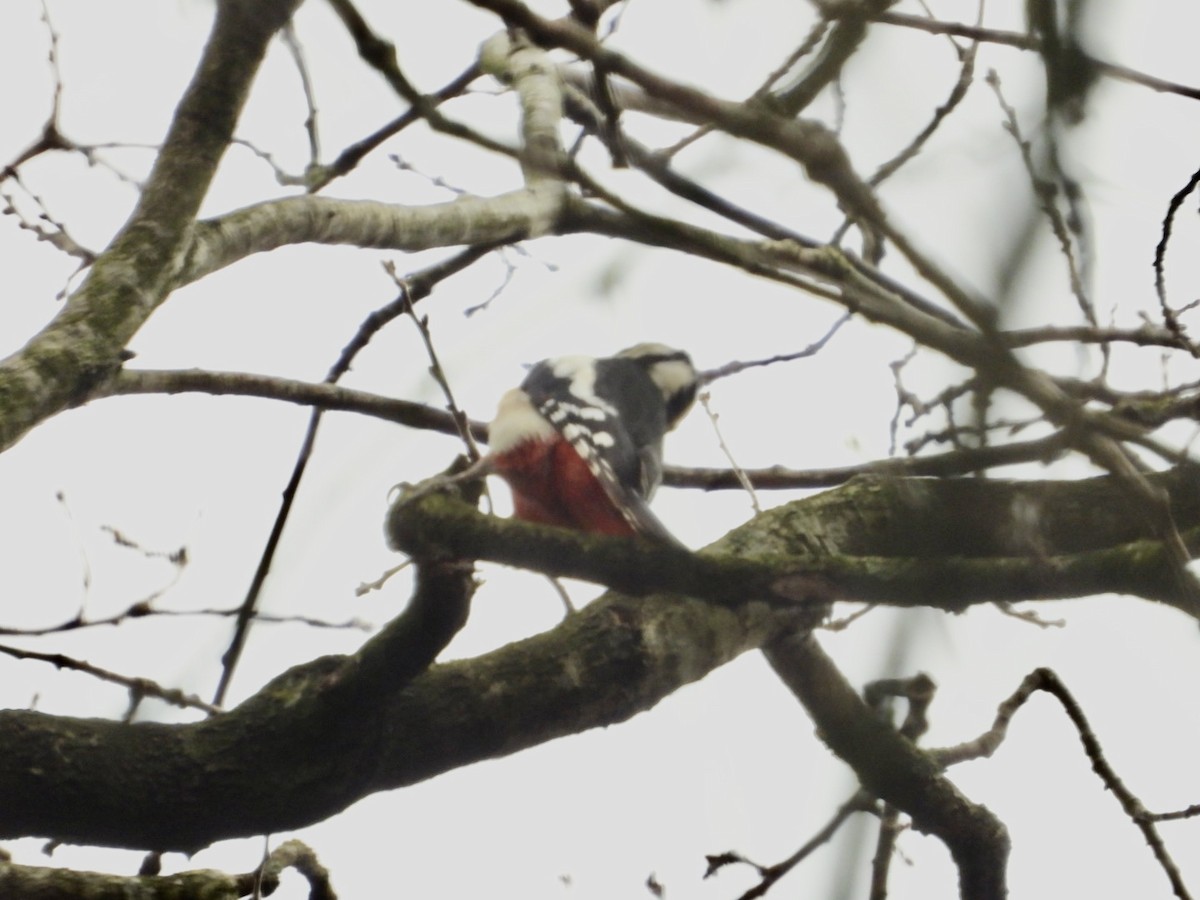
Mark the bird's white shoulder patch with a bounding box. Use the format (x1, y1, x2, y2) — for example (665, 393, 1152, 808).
(488, 388, 556, 453)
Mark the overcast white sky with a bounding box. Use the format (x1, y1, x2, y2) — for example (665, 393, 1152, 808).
(3, 1, 1200, 898)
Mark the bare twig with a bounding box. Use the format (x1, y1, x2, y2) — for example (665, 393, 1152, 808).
(866, 15, 979, 188)
(326, 0, 510, 158)
(821, 602, 877, 631)
(698, 392, 760, 516)
(1003, 323, 1188, 351)
(698, 313, 851, 384)
(280, 20, 322, 164)
(869, 11, 1200, 103)
(229, 137, 310, 187)
(110, 368, 489, 441)
(387, 261, 482, 461)
(356, 560, 411, 597)
(934, 668, 1194, 900)
(662, 432, 1071, 491)
(1153, 163, 1200, 355)
(991, 601, 1065, 629)
(0, 178, 97, 267)
(543, 575, 577, 616)
(0, 604, 370, 638)
(464, 249, 519, 316)
(211, 244, 499, 706)
(389, 153, 468, 195)
(313, 64, 482, 192)
(558, 81, 822, 247)
(2, 2, 68, 176)
(986, 70, 1094, 328)
(0, 642, 220, 716)
(704, 791, 878, 900)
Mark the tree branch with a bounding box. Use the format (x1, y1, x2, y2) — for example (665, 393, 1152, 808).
(765, 633, 1009, 900)
(0, 837, 334, 900)
(0, 550, 803, 851)
(0, 0, 303, 453)
(870, 10, 1200, 102)
(107, 368, 483, 440)
(4, 467, 1200, 851)
(0, 557, 476, 851)
(387, 472, 1200, 617)
(178, 189, 562, 286)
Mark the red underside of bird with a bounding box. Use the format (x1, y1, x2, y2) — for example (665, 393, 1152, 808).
(490, 435, 638, 537)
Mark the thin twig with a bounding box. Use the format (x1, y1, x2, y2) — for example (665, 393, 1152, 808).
(704, 791, 877, 900)
(933, 668, 1194, 900)
(387, 262, 483, 461)
(821, 603, 877, 632)
(355, 560, 411, 597)
(698, 313, 851, 384)
(991, 601, 1065, 629)
(1153, 163, 1200, 355)
(870, 11, 1200, 103)
(211, 244, 500, 706)
(986, 70, 1094, 328)
(110, 368, 490, 441)
(313, 65, 482, 192)
(662, 431, 1071, 491)
(698, 392, 760, 516)
(866, 12, 979, 188)
(326, 0, 510, 158)
(280, 21, 321, 164)
(0, 642, 220, 716)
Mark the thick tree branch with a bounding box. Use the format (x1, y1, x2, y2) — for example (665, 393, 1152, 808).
(0, 552, 803, 851)
(0, 557, 476, 851)
(766, 633, 1009, 900)
(177, 25, 573, 279)
(178, 189, 562, 286)
(3, 467, 1199, 851)
(0, 837, 333, 900)
(0, 7, 572, 457)
(0, 0, 302, 454)
(387, 471, 1200, 617)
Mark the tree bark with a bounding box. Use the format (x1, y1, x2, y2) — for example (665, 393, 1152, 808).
(0, 469, 1195, 852)
(0, 0, 303, 453)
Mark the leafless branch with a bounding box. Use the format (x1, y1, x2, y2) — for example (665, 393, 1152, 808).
(705, 791, 877, 900)
(869, 11, 1200, 102)
(662, 432, 1070, 491)
(1153, 163, 1200, 354)
(326, 0, 511, 158)
(866, 19, 979, 188)
(986, 70, 1094, 328)
(387, 262, 483, 461)
(280, 20, 322, 165)
(933, 668, 1193, 900)
(211, 243, 500, 706)
(313, 64, 483, 192)
(699, 313, 851, 384)
(697, 392, 760, 516)
(0, 642, 221, 717)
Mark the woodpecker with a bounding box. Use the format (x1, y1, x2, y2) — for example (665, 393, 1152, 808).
(486, 343, 698, 543)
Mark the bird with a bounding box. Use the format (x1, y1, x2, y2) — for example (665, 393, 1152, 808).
(486, 343, 698, 544)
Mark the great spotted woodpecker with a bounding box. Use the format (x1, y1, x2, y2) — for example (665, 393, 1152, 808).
(486, 343, 698, 543)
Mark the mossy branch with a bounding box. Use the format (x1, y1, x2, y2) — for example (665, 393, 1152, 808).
(387, 468, 1200, 619)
